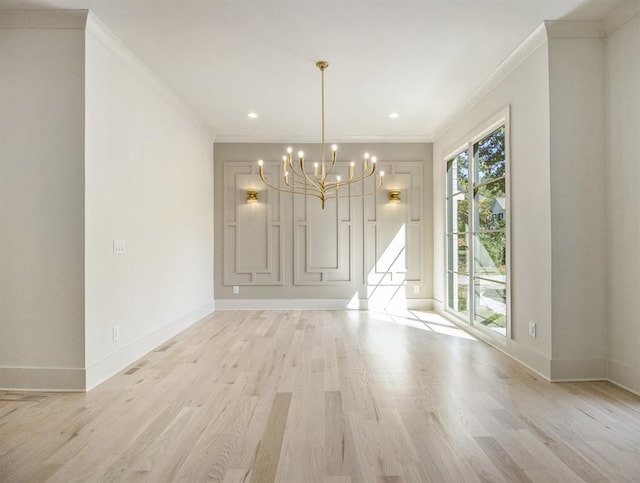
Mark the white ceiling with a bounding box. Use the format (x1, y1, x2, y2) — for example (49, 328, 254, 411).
(0, 0, 624, 142)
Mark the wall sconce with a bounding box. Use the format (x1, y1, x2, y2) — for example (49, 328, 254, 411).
(246, 189, 258, 204)
(388, 189, 401, 204)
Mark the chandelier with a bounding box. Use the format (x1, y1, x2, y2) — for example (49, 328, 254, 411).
(258, 61, 384, 209)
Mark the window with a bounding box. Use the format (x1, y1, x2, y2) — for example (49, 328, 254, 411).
(445, 113, 509, 337)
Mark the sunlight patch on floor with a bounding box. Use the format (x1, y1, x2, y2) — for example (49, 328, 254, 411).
(368, 308, 477, 340)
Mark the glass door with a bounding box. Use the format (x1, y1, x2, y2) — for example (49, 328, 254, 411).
(472, 126, 507, 335)
(445, 121, 508, 337)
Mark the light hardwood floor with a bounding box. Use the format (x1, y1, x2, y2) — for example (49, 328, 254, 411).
(1, 310, 640, 482)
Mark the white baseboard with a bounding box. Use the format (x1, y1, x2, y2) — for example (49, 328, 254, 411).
(0, 366, 85, 392)
(608, 359, 640, 396)
(432, 304, 552, 381)
(85, 301, 215, 391)
(550, 358, 608, 382)
(215, 298, 435, 311)
(215, 299, 355, 310)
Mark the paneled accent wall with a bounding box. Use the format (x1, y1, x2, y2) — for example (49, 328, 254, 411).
(293, 163, 355, 285)
(364, 162, 424, 288)
(214, 143, 433, 306)
(223, 163, 284, 285)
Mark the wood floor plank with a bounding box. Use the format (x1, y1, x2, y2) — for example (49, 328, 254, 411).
(250, 392, 291, 483)
(1, 310, 640, 482)
(474, 436, 534, 483)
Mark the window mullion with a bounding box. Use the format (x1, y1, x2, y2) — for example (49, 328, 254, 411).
(467, 141, 475, 326)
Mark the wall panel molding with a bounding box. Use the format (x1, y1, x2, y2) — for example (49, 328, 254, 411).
(223, 162, 284, 285)
(293, 163, 355, 285)
(214, 143, 432, 303)
(364, 161, 424, 288)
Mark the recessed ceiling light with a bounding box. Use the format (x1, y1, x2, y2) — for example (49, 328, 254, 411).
(248, 112, 258, 119)
(389, 112, 399, 119)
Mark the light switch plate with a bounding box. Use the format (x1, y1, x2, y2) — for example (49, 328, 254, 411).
(113, 239, 126, 255)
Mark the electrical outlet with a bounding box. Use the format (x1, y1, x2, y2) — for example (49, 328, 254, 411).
(233, 286, 239, 295)
(112, 325, 120, 342)
(113, 239, 126, 255)
(529, 322, 536, 338)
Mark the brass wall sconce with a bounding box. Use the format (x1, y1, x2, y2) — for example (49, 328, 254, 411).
(246, 189, 258, 204)
(388, 189, 401, 204)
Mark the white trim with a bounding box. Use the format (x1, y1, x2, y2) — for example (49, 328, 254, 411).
(543, 20, 604, 39)
(604, 0, 640, 36)
(434, 20, 608, 140)
(434, 24, 547, 140)
(215, 298, 435, 311)
(215, 134, 432, 144)
(608, 380, 640, 398)
(550, 358, 608, 381)
(216, 299, 359, 310)
(608, 359, 640, 396)
(442, 106, 511, 342)
(360, 298, 435, 311)
(434, 305, 551, 380)
(0, 9, 88, 29)
(85, 12, 213, 139)
(85, 302, 215, 391)
(0, 366, 85, 392)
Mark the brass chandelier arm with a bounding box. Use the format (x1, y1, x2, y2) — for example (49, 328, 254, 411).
(324, 176, 385, 200)
(298, 157, 322, 191)
(323, 149, 339, 181)
(283, 152, 322, 192)
(283, 153, 319, 188)
(257, 60, 384, 209)
(346, 162, 377, 184)
(258, 166, 326, 201)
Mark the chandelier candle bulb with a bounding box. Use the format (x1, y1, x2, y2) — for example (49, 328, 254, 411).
(256, 60, 384, 209)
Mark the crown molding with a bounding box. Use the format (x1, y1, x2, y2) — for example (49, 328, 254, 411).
(0, 9, 88, 29)
(543, 20, 604, 39)
(604, 0, 640, 35)
(214, 134, 432, 144)
(433, 23, 548, 141)
(432, 19, 610, 141)
(85, 11, 214, 139)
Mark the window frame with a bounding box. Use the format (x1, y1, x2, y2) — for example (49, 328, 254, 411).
(443, 107, 511, 343)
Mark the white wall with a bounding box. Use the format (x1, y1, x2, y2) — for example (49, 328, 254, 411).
(433, 20, 621, 384)
(84, 15, 215, 389)
(0, 10, 215, 391)
(433, 28, 554, 377)
(606, 9, 640, 393)
(548, 34, 607, 379)
(0, 13, 87, 390)
(214, 143, 432, 310)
